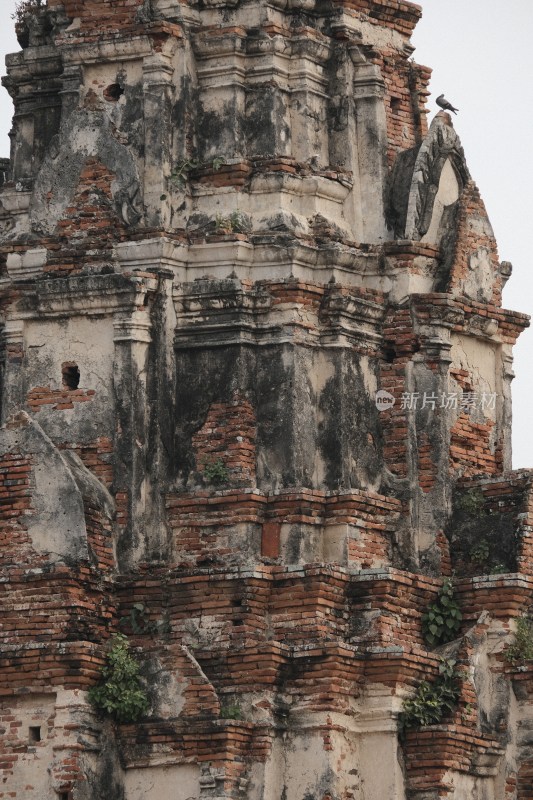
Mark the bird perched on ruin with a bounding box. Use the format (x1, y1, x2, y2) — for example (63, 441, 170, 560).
(436, 94, 458, 114)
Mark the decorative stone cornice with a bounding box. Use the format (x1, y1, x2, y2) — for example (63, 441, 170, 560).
(13, 273, 157, 319)
(113, 314, 152, 344)
(410, 292, 530, 343)
(61, 37, 156, 66)
(320, 289, 385, 347)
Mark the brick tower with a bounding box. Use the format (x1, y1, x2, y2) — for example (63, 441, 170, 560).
(1, 0, 533, 798)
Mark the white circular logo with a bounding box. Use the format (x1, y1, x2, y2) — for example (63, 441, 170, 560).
(375, 390, 396, 412)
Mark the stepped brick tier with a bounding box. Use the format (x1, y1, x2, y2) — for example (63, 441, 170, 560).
(0, 0, 531, 798)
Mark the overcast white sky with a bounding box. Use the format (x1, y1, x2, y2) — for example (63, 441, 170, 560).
(412, 0, 533, 469)
(1, 0, 532, 467)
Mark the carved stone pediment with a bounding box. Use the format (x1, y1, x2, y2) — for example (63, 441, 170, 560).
(389, 113, 470, 240)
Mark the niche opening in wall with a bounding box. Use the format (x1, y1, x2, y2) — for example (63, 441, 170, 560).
(384, 346, 397, 364)
(29, 725, 41, 742)
(390, 96, 402, 114)
(104, 83, 124, 102)
(62, 363, 80, 390)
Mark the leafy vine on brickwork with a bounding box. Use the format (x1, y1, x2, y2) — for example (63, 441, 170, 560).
(470, 539, 489, 564)
(399, 658, 461, 731)
(422, 578, 462, 647)
(88, 634, 150, 723)
(504, 616, 533, 665)
(456, 487, 486, 515)
(469, 538, 509, 575)
(171, 157, 225, 189)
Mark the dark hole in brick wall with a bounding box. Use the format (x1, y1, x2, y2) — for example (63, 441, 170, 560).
(29, 726, 41, 742)
(104, 83, 124, 102)
(384, 347, 397, 363)
(62, 363, 80, 390)
(390, 96, 402, 114)
(59, 793, 69, 800)
(232, 618, 244, 626)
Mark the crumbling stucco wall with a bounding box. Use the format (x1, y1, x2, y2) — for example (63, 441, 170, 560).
(0, 1, 531, 799)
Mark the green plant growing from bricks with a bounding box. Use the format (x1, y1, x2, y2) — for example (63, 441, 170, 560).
(220, 703, 243, 720)
(12, 0, 42, 25)
(470, 539, 490, 565)
(422, 578, 462, 647)
(457, 488, 486, 515)
(505, 616, 533, 665)
(399, 658, 462, 731)
(202, 458, 229, 486)
(171, 156, 224, 188)
(88, 634, 150, 723)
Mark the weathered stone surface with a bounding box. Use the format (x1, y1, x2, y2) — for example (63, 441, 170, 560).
(0, 0, 531, 798)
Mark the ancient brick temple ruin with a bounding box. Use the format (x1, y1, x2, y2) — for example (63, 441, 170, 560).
(1, 0, 533, 797)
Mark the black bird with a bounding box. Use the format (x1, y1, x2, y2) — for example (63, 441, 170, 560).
(436, 94, 458, 114)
